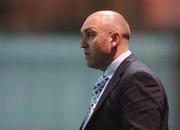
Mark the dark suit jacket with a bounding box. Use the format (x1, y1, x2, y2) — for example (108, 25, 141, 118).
(80, 54, 169, 130)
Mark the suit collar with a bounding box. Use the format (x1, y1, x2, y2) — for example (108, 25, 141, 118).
(85, 54, 136, 129)
(104, 50, 132, 79)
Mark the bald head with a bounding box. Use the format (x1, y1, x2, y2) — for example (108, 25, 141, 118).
(81, 10, 131, 40)
(80, 10, 131, 70)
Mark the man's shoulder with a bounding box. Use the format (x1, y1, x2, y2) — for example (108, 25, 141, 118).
(128, 59, 151, 72)
(114, 54, 159, 81)
(123, 57, 158, 79)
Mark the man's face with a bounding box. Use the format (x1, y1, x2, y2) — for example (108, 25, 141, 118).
(80, 18, 112, 70)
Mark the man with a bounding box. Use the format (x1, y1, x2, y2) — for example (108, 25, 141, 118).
(80, 10, 169, 130)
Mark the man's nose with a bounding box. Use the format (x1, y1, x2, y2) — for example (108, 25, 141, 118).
(80, 40, 88, 48)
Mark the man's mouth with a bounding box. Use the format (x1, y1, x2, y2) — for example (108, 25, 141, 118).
(85, 52, 89, 55)
(84, 52, 90, 58)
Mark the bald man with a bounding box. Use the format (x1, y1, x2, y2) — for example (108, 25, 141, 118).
(80, 10, 169, 130)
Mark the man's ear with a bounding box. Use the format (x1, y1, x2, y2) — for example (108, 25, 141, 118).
(111, 32, 120, 47)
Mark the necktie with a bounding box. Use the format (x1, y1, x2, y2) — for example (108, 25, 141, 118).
(81, 75, 109, 130)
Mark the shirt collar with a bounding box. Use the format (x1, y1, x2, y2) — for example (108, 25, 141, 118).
(104, 50, 131, 79)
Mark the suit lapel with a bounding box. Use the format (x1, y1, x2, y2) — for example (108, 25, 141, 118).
(86, 54, 136, 127)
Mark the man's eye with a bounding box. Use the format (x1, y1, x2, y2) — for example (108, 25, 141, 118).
(86, 32, 96, 39)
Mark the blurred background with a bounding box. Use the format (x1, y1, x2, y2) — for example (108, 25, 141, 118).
(0, 0, 179, 130)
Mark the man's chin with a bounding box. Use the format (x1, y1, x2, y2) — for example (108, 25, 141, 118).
(86, 62, 101, 70)
(86, 61, 95, 68)
(86, 62, 93, 68)
(86, 60, 107, 71)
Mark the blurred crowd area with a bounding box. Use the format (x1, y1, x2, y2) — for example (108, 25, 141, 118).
(0, 0, 179, 32)
(0, 0, 179, 130)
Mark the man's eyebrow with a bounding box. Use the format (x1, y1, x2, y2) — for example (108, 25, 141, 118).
(82, 27, 96, 33)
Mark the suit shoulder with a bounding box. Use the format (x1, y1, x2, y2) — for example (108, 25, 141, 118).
(120, 59, 166, 90)
(120, 59, 165, 87)
(125, 59, 156, 77)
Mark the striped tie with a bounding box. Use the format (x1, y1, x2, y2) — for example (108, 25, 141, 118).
(81, 75, 109, 130)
